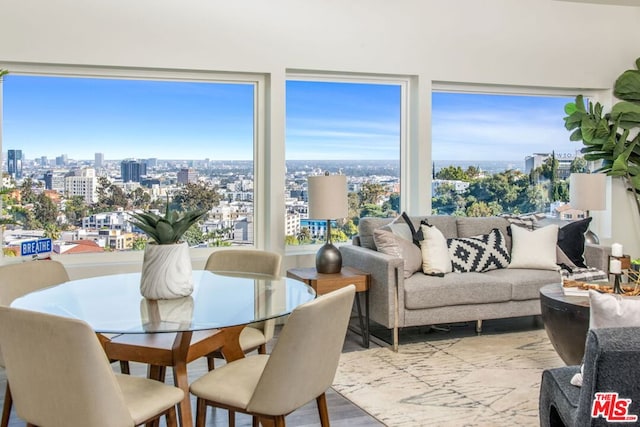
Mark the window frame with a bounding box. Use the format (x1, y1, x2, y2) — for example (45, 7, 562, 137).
(430, 81, 612, 238)
(0, 63, 267, 265)
(283, 71, 414, 254)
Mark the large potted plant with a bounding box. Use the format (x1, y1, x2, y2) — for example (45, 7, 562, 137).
(129, 204, 207, 299)
(564, 57, 640, 218)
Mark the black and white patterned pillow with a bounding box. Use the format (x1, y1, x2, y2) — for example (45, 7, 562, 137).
(447, 228, 510, 273)
(561, 267, 608, 282)
(501, 213, 539, 231)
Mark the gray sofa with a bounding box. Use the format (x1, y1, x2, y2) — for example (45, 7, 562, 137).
(340, 215, 609, 351)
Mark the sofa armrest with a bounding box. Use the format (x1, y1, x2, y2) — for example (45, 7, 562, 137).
(584, 243, 611, 273)
(340, 244, 404, 331)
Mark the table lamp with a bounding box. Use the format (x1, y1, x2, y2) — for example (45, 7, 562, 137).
(308, 172, 349, 273)
(569, 172, 606, 244)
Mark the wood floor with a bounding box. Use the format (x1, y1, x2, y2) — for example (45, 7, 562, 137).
(0, 319, 385, 427)
(0, 315, 544, 426)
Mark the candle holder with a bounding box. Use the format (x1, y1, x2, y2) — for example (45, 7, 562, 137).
(613, 273, 625, 294)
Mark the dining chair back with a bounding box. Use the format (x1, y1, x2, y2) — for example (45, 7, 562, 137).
(0, 260, 69, 307)
(189, 285, 355, 426)
(0, 306, 184, 427)
(0, 260, 70, 427)
(204, 249, 282, 354)
(204, 249, 282, 277)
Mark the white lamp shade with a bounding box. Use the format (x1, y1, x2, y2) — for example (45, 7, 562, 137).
(569, 173, 606, 211)
(308, 174, 349, 219)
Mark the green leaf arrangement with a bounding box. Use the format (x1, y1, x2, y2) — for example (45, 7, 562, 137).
(563, 57, 640, 218)
(129, 204, 207, 245)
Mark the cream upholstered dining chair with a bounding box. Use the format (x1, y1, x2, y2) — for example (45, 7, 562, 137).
(189, 285, 355, 427)
(0, 306, 184, 427)
(204, 249, 282, 355)
(0, 260, 71, 427)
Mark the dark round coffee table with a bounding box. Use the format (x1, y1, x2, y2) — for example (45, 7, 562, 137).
(539, 283, 590, 365)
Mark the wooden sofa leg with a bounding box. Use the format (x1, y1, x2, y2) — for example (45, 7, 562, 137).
(393, 326, 399, 352)
(476, 320, 483, 334)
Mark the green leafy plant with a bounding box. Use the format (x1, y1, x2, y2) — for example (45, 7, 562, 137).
(564, 57, 640, 218)
(129, 203, 207, 245)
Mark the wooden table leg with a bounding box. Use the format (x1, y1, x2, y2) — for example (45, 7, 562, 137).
(171, 331, 193, 427)
(218, 325, 246, 362)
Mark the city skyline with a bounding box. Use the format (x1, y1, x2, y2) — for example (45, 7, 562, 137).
(2, 74, 577, 162)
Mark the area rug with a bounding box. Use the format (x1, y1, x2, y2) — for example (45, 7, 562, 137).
(333, 329, 565, 427)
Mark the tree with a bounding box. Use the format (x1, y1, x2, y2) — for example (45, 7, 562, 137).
(385, 193, 400, 214)
(436, 165, 468, 181)
(341, 219, 358, 238)
(347, 192, 361, 220)
(285, 235, 299, 245)
(172, 183, 220, 212)
(95, 176, 128, 211)
(466, 201, 502, 217)
(65, 196, 89, 227)
(11, 206, 38, 230)
(432, 182, 462, 215)
(539, 153, 559, 181)
(569, 156, 588, 173)
(34, 193, 58, 226)
(129, 187, 151, 209)
(19, 178, 39, 204)
(359, 183, 386, 205)
(465, 166, 482, 180)
(359, 203, 385, 218)
(297, 227, 312, 244)
(467, 170, 522, 209)
(182, 224, 205, 246)
(43, 223, 61, 240)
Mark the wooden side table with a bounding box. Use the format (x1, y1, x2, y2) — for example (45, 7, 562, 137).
(287, 266, 370, 348)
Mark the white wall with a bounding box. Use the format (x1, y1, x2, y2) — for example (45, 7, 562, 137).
(2, 0, 640, 273)
(2, 0, 638, 86)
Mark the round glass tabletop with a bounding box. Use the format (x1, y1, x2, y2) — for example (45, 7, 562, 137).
(11, 270, 316, 333)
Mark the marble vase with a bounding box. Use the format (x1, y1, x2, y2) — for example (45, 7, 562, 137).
(140, 241, 194, 299)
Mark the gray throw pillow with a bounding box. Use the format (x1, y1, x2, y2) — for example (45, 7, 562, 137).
(373, 229, 422, 279)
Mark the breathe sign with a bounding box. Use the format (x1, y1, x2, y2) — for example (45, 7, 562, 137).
(21, 238, 52, 257)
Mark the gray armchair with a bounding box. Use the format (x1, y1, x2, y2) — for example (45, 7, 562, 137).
(539, 327, 640, 426)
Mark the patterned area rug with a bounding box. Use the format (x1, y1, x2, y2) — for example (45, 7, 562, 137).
(333, 329, 564, 427)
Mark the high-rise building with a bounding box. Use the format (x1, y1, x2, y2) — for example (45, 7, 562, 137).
(7, 149, 23, 179)
(55, 154, 67, 166)
(95, 152, 104, 168)
(177, 168, 197, 185)
(64, 168, 98, 204)
(120, 159, 146, 183)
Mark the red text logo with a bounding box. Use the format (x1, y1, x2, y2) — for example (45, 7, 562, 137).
(591, 392, 638, 422)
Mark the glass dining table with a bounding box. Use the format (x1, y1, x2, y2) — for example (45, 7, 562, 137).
(10, 269, 316, 427)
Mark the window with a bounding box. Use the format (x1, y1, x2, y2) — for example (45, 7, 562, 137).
(431, 90, 584, 217)
(1, 68, 262, 257)
(284, 77, 403, 246)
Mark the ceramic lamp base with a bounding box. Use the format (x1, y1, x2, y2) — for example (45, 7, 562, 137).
(316, 242, 342, 274)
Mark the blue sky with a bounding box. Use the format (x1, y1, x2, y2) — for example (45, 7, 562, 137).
(2, 75, 577, 162)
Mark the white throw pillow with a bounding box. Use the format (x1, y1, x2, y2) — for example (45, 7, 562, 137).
(508, 224, 560, 270)
(373, 229, 422, 279)
(589, 290, 640, 329)
(571, 291, 640, 387)
(419, 224, 452, 275)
